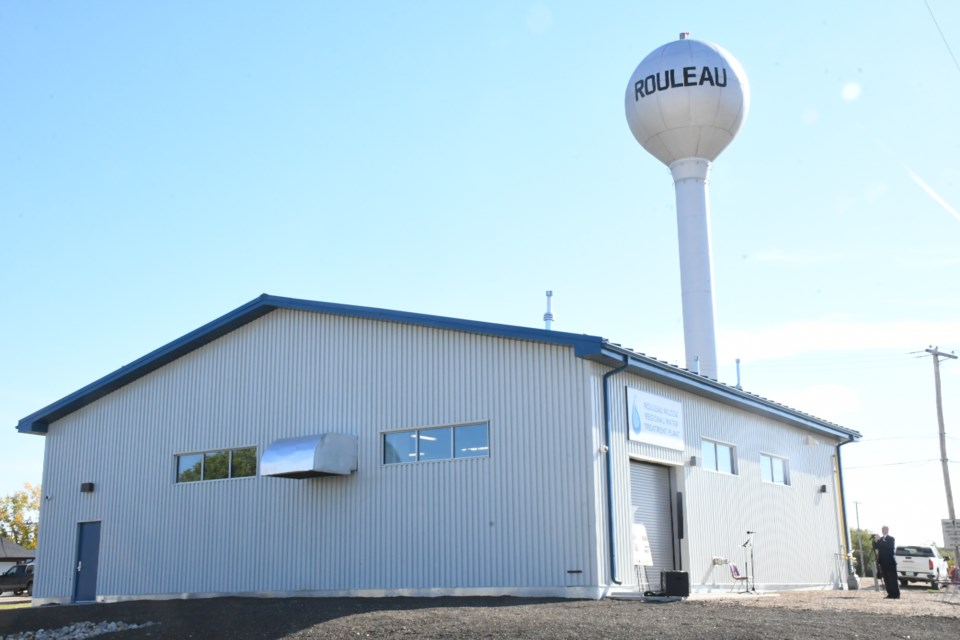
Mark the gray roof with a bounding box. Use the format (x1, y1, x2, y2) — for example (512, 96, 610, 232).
(0, 538, 36, 561)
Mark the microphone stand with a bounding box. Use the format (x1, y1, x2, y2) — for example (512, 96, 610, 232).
(742, 532, 757, 593)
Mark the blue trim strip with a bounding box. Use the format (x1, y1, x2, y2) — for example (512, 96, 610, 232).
(17, 297, 276, 434)
(17, 294, 605, 435)
(596, 347, 861, 441)
(259, 295, 606, 358)
(15, 293, 861, 442)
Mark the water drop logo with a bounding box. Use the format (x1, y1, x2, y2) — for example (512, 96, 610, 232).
(631, 403, 643, 437)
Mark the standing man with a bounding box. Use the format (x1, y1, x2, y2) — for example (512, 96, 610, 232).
(873, 526, 900, 599)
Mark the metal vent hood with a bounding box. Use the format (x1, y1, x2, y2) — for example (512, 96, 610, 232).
(260, 433, 358, 479)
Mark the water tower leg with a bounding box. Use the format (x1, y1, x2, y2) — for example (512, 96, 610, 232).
(670, 157, 718, 380)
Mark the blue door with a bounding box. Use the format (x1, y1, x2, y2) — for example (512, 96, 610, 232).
(73, 522, 101, 602)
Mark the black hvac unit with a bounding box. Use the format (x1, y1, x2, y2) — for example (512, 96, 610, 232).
(663, 571, 690, 598)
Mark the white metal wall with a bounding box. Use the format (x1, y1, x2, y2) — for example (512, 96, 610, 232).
(589, 364, 845, 592)
(680, 399, 846, 590)
(32, 309, 848, 602)
(588, 366, 683, 589)
(34, 309, 603, 602)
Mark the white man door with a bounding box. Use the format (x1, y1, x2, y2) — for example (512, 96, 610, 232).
(629, 461, 676, 590)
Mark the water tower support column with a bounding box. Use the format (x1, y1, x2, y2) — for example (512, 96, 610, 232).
(670, 157, 718, 380)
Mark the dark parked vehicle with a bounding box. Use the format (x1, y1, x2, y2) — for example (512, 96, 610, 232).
(0, 562, 34, 596)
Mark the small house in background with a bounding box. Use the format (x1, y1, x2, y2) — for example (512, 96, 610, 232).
(17, 295, 860, 604)
(0, 538, 36, 574)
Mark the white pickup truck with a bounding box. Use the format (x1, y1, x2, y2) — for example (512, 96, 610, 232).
(895, 545, 948, 588)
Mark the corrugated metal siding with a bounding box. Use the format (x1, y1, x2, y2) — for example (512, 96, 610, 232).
(36, 310, 601, 600)
(681, 403, 845, 589)
(588, 364, 845, 591)
(588, 366, 684, 588)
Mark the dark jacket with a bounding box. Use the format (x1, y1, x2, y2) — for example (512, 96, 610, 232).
(873, 534, 897, 566)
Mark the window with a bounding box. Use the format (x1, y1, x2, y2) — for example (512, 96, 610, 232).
(177, 453, 203, 482)
(701, 439, 736, 475)
(204, 451, 229, 480)
(760, 454, 789, 485)
(231, 447, 257, 477)
(383, 422, 489, 464)
(176, 447, 257, 483)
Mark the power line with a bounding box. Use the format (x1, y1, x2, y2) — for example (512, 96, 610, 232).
(846, 460, 960, 468)
(861, 434, 941, 442)
(736, 346, 960, 377)
(856, 434, 960, 443)
(845, 459, 940, 470)
(767, 350, 938, 364)
(749, 358, 930, 374)
(755, 354, 921, 367)
(925, 0, 960, 75)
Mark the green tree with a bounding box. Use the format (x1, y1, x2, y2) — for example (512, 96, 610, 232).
(231, 448, 256, 478)
(204, 451, 229, 480)
(0, 483, 41, 549)
(850, 528, 878, 578)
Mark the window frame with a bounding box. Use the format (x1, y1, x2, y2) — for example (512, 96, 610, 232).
(760, 453, 790, 486)
(700, 438, 738, 475)
(382, 422, 490, 465)
(175, 446, 258, 484)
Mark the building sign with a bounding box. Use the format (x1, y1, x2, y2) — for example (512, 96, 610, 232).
(632, 522, 653, 567)
(627, 388, 684, 450)
(943, 519, 960, 548)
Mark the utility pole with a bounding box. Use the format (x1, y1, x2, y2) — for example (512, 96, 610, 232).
(854, 501, 865, 579)
(854, 500, 881, 590)
(926, 346, 958, 519)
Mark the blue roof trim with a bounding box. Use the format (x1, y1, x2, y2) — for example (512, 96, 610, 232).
(259, 295, 606, 359)
(17, 294, 605, 435)
(16, 293, 859, 441)
(16, 296, 276, 435)
(592, 346, 861, 441)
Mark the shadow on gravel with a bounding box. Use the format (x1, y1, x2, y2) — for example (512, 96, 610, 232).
(6, 595, 960, 640)
(0, 595, 568, 639)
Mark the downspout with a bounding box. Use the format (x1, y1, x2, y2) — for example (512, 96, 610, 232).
(603, 357, 629, 586)
(836, 436, 858, 589)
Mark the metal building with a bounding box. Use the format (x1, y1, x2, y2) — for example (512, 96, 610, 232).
(17, 295, 860, 604)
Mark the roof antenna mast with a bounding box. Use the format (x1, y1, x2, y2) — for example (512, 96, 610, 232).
(543, 290, 554, 330)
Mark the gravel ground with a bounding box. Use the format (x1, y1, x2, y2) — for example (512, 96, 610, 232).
(1, 587, 959, 640)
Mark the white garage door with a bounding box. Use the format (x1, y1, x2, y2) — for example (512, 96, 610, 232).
(630, 461, 675, 588)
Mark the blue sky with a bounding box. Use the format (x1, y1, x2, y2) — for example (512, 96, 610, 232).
(2, 1, 959, 551)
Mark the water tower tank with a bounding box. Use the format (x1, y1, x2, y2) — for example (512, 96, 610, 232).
(625, 34, 749, 166)
(624, 34, 749, 380)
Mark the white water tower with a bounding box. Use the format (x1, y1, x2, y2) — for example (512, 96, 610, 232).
(624, 33, 749, 380)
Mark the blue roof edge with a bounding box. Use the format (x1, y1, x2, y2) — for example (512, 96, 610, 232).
(15, 294, 860, 441)
(593, 346, 862, 441)
(262, 295, 606, 358)
(16, 294, 606, 435)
